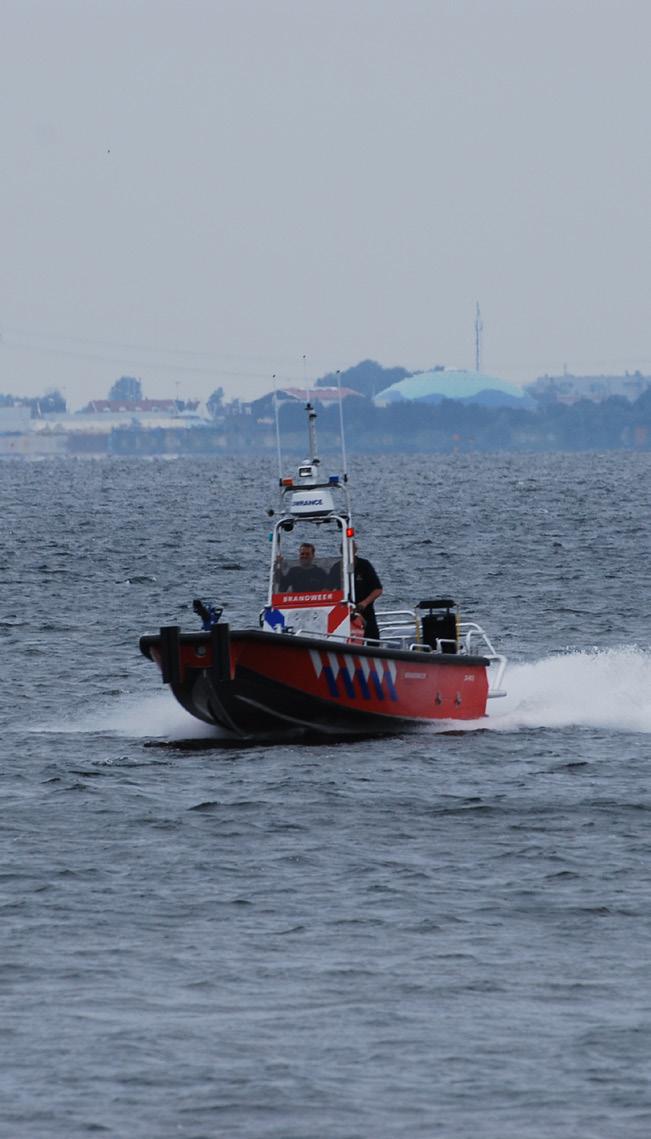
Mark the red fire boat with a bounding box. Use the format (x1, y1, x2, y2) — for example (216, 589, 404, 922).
(139, 404, 506, 741)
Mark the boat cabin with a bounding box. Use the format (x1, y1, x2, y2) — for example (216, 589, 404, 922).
(262, 457, 357, 640)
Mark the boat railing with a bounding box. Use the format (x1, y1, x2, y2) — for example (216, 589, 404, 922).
(376, 610, 507, 697)
(459, 621, 507, 698)
(376, 609, 420, 652)
(287, 626, 350, 645)
(263, 608, 507, 695)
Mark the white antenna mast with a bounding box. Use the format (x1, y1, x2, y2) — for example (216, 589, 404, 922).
(306, 401, 319, 465)
(336, 370, 349, 483)
(272, 374, 283, 482)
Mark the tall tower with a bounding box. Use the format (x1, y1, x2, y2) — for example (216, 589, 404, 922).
(474, 302, 483, 373)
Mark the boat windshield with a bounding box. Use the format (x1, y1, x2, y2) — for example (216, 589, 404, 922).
(273, 522, 344, 594)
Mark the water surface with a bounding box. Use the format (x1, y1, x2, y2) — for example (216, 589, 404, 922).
(2, 452, 650, 1137)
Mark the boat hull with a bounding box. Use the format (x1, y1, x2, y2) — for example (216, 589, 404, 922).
(140, 625, 490, 741)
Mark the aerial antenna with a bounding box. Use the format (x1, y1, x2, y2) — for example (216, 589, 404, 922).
(306, 401, 319, 465)
(272, 374, 284, 482)
(336, 370, 349, 483)
(474, 302, 483, 373)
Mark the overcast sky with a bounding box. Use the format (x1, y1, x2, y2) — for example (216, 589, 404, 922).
(2, 0, 650, 409)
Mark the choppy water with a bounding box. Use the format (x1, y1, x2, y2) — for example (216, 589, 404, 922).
(2, 451, 651, 1138)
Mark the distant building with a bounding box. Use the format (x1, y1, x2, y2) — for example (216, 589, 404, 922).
(0, 406, 32, 433)
(249, 385, 363, 418)
(0, 405, 67, 456)
(276, 386, 362, 405)
(373, 367, 531, 409)
(34, 406, 210, 437)
(81, 399, 187, 414)
(526, 372, 651, 404)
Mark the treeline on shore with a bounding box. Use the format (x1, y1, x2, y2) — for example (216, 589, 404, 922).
(104, 391, 651, 454)
(254, 389, 651, 452)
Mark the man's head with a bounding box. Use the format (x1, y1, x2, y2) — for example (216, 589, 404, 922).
(299, 542, 315, 566)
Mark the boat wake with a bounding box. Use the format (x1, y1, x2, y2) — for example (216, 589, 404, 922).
(482, 646, 651, 734)
(32, 690, 215, 740)
(30, 648, 651, 742)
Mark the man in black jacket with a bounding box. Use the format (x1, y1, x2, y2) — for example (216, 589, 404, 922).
(352, 542, 383, 641)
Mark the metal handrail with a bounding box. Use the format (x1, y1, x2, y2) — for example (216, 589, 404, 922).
(459, 621, 507, 697)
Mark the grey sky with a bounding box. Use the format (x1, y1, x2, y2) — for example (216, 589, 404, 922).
(2, 0, 650, 409)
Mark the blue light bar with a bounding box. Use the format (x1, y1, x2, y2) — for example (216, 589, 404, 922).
(328, 475, 339, 485)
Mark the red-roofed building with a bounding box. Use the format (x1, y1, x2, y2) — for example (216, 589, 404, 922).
(276, 386, 361, 405)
